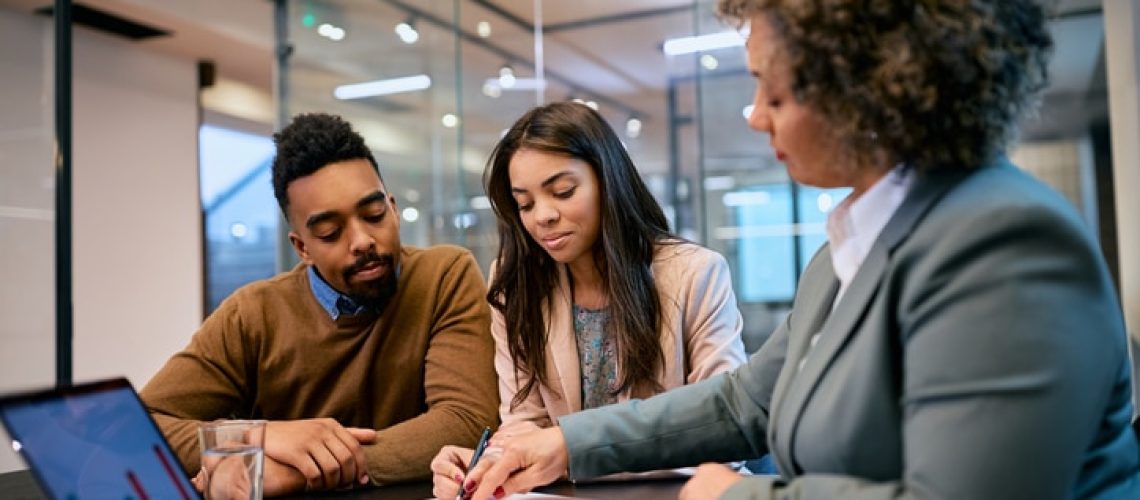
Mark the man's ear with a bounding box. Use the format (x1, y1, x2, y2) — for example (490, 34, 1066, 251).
(388, 194, 398, 211)
(288, 231, 313, 264)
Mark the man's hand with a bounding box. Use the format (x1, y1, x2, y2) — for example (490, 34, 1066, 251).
(199, 453, 253, 500)
(468, 427, 567, 499)
(262, 455, 307, 496)
(263, 418, 376, 491)
(679, 463, 744, 500)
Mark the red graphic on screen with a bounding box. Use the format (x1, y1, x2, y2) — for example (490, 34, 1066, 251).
(154, 444, 192, 500)
(127, 470, 150, 500)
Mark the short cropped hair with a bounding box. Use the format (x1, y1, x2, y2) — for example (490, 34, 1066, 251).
(271, 113, 382, 215)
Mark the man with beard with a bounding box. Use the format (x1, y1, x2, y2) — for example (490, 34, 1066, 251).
(140, 113, 498, 495)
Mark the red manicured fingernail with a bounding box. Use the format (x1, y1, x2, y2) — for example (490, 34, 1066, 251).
(454, 473, 463, 483)
(464, 480, 475, 492)
(493, 486, 505, 499)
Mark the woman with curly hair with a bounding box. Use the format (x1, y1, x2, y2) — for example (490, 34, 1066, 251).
(461, 1, 1140, 499)
(429, 101, 747, 498)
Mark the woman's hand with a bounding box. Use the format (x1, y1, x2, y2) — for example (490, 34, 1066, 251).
(468, 427, 568, 499)
(430, 445, 474, 499)
(679, 463, 744, 500)
(493, 420, 543, 440)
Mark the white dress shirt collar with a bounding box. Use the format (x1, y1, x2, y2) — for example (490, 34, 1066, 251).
(826, 165, 915, 303)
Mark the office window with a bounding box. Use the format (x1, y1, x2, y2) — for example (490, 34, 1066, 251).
(199, 124, 278, 313)
(733, 185, 795, 302)
(730, 184, 849, 303)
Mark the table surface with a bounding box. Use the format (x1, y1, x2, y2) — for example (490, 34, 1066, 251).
(0, 469, 686, 499)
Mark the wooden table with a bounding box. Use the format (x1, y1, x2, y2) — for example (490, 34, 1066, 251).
(0, 469, 686, 499)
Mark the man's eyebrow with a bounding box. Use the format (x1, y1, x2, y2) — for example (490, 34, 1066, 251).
(511, 171, 574, 194)
(356, 190, 388, 209)
(305, 191, 387, 228)
(305, 211, 338, 229)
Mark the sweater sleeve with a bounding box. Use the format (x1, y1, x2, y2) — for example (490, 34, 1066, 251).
(362, 251, 499, 484)
(139, 296, 254, 474)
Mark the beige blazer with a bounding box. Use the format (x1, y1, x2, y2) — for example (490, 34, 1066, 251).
(491, 242, 747, 428)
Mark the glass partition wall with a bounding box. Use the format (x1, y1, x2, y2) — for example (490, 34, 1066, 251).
(281, 0, 706, 271)
(279, 0, 1117, 354)
(0, 4, 56, 472)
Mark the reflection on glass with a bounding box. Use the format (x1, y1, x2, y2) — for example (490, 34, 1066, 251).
(199, 125, 278, 313)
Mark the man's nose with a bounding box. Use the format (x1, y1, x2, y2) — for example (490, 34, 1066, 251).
(346, 219, 376, 253)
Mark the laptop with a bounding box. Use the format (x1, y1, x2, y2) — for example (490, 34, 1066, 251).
(0, 377, 200, 499)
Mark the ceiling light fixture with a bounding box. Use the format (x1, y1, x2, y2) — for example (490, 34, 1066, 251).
(625, 117, 642, 138)
(318, 23, 346, 41)
(498, 65, 516, 88)
(571, 98, 598, 111)
(333, 74, 432, 100)
(482, 81, 502, 98)
(395, 17, 419, 44)
(663, 31, 744, 56)
(476, 21, 492, 38)
(700, 54, 719, 70)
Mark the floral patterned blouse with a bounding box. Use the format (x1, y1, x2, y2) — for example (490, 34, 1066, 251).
(572, 304, 619, 409)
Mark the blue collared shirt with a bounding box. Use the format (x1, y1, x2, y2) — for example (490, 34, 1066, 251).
(307, 265, 368, 320)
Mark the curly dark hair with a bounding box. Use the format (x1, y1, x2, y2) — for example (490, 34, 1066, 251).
(717, 0, 1054, 171)
(485, 102, 677, 408)
(271, 113, 383, 215)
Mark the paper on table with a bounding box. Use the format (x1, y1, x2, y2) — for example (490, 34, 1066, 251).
(428, 493, 573, 500)
(505, 493, 575, 499)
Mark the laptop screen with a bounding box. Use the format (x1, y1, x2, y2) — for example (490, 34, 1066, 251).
(0, 378, 198, 500)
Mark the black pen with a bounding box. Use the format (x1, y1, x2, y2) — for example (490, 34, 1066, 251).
(457, 426, 493, 500)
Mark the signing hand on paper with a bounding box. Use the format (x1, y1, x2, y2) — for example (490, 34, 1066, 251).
(431, 421, 545, 498)
(458, 427, 567, 499)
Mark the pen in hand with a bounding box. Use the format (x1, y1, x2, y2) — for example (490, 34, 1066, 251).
(457, 426, 493, 500)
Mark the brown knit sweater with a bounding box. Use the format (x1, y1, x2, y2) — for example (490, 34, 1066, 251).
(140, 245, 498, 484)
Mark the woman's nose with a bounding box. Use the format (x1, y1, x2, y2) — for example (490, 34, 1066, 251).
(747, 104, 770, 133)
(535, 201, 559, 225)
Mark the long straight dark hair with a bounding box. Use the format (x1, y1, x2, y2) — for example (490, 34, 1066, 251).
(485, 102, 676, 409)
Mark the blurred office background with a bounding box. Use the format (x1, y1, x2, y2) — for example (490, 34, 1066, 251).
(2, 0, 1138, 473)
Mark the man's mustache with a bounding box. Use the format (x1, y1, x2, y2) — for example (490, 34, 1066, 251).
(344, 252, 395, 277)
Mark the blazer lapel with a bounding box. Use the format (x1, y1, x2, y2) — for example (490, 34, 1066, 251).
(546, 264, 582, 415)
(770, 246, 840, 413)
(769, 247, 839, 475)
(774, 166, 971, 472)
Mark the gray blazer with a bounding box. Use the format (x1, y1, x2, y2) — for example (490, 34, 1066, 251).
(559, 160, 1140, 499)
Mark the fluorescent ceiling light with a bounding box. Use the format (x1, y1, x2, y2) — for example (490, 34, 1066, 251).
(334, 75, 432, 100)
(663, 31, 744, 56)
(483, 77, 547, 91)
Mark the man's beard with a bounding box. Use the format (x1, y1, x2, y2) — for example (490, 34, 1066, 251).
(342, 251, 398, 312)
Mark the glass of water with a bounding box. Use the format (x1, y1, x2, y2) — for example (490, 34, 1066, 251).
(198, 420, 266, 500)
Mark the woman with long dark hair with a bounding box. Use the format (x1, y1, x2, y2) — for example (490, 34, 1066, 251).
(430, 101, 747, 498)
